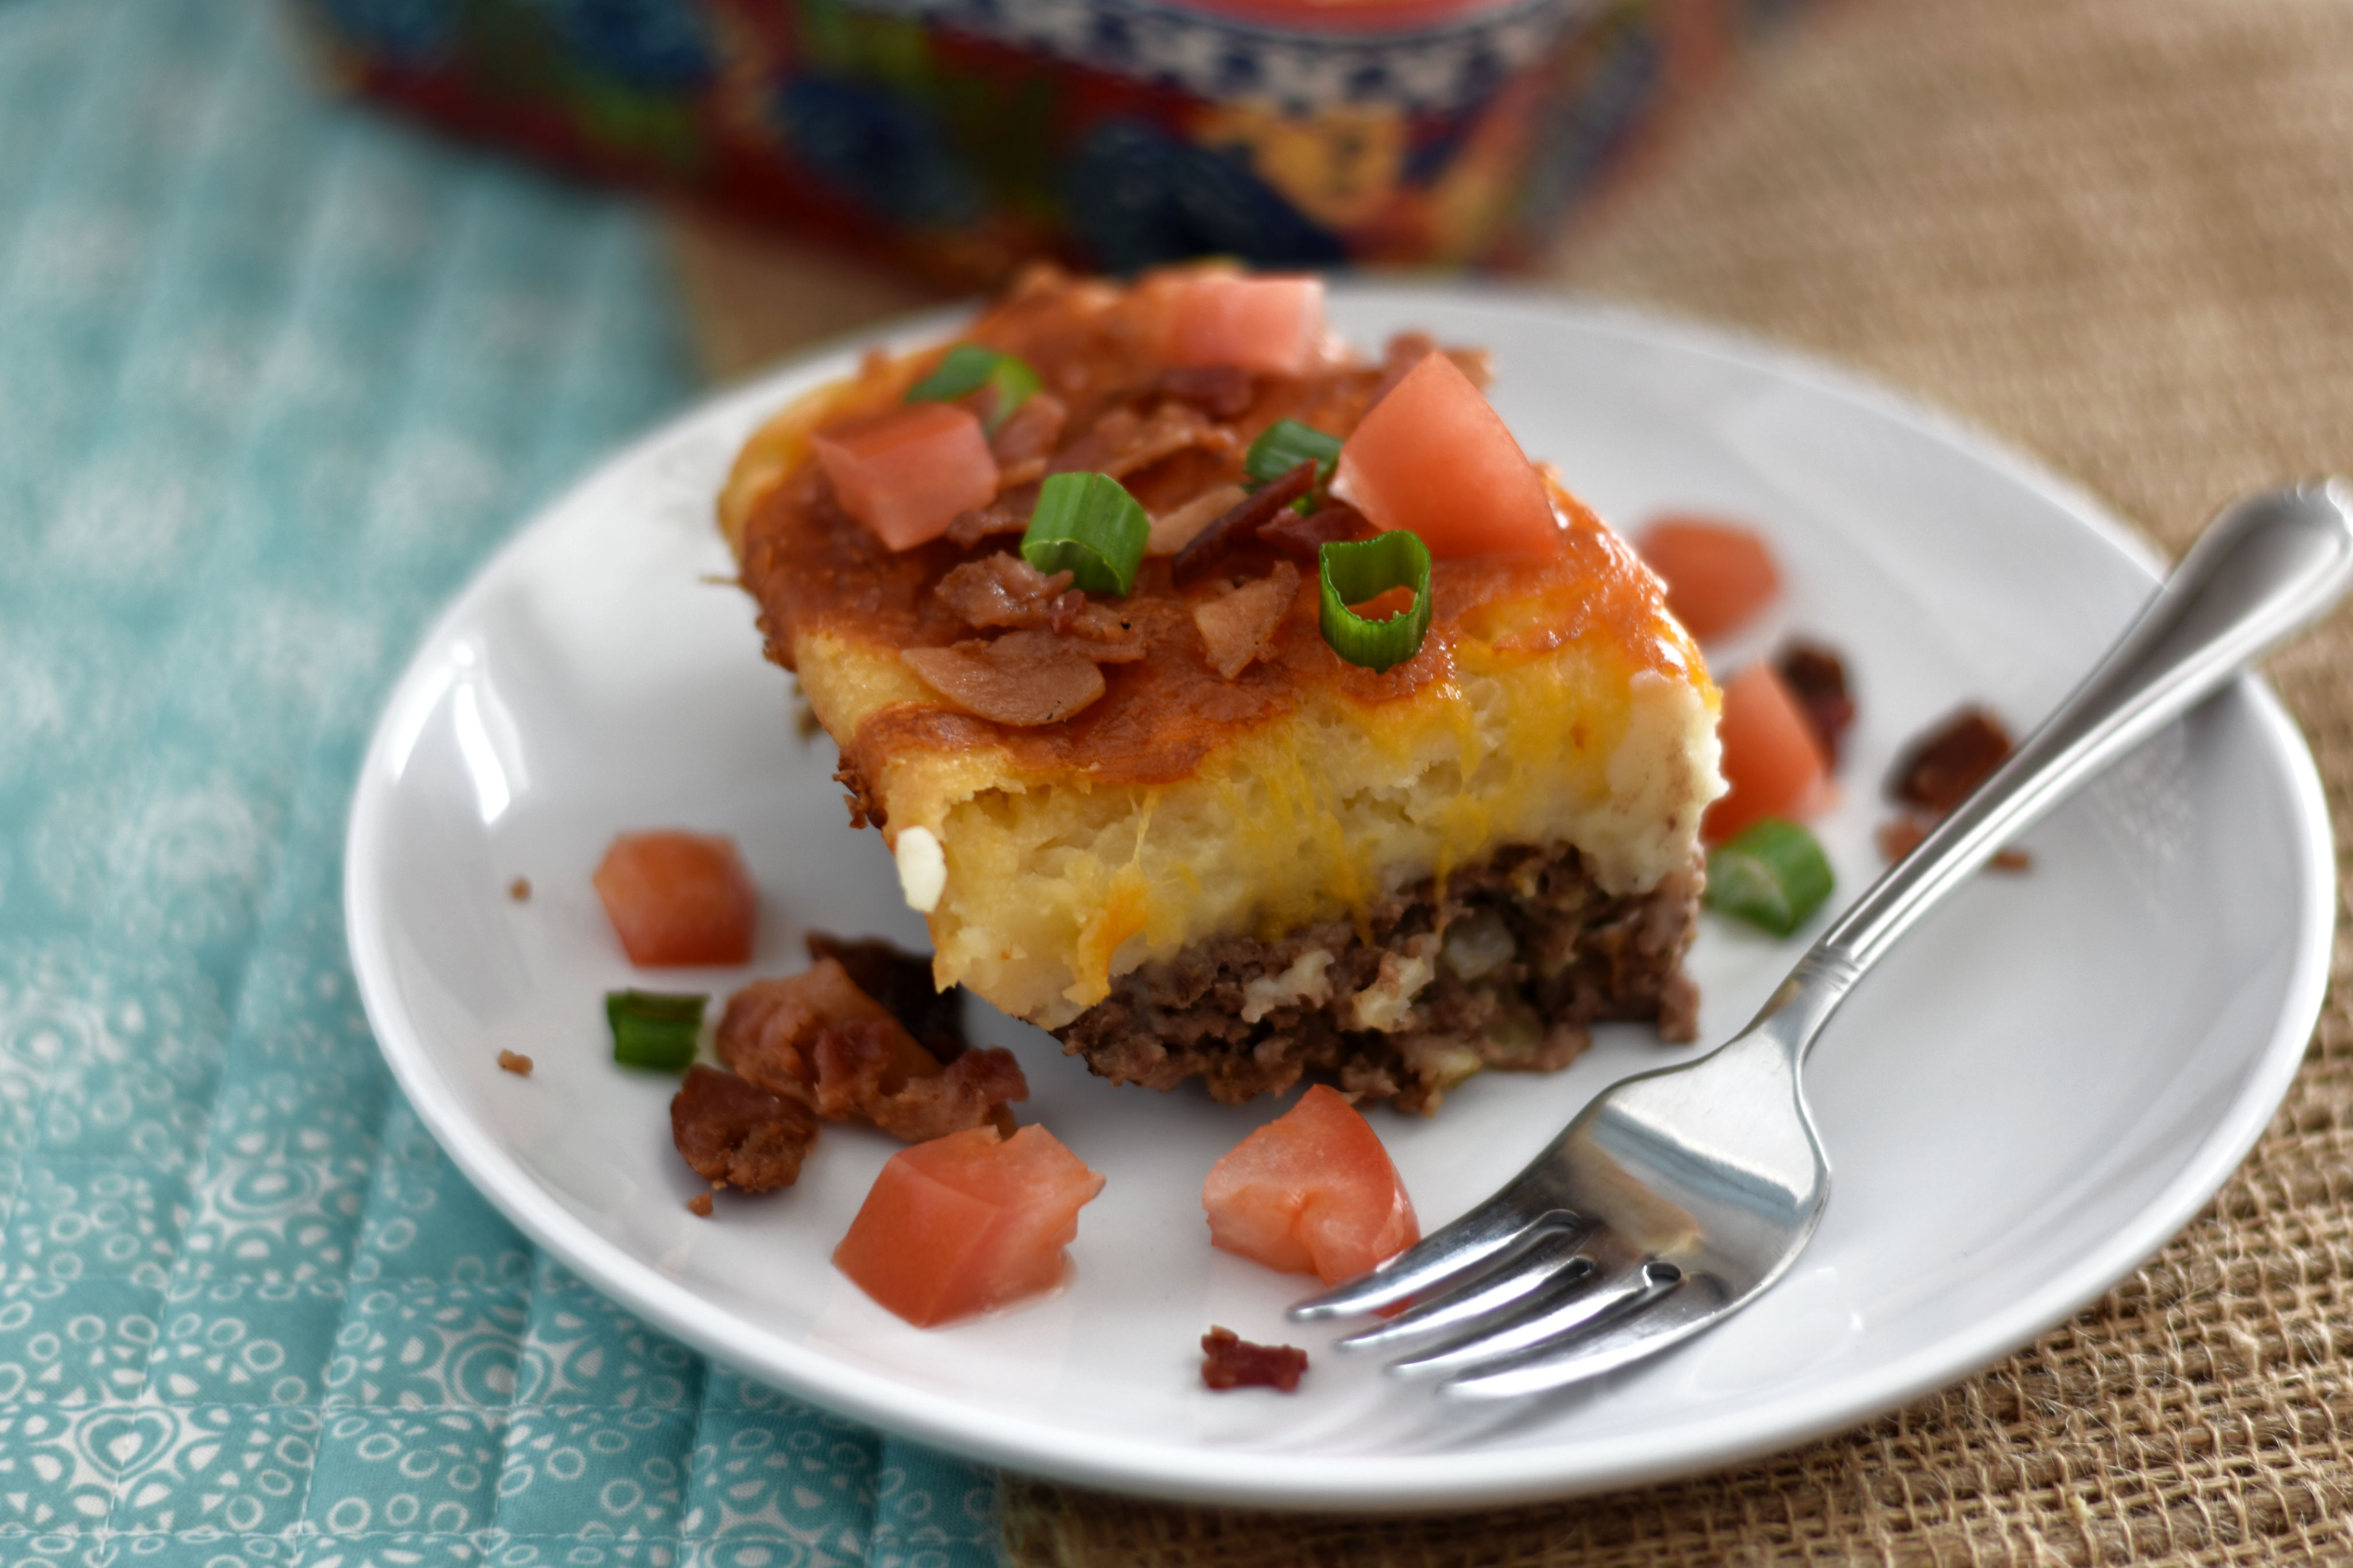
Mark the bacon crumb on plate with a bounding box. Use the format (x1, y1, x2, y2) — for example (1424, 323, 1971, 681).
(1201, 1326, 1309, 1392)
(671, 1064, 820, 1192)
(1889, 706, 2015, 813)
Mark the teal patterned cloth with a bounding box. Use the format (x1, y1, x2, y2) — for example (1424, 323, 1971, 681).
(0, 1, 1001, 1561)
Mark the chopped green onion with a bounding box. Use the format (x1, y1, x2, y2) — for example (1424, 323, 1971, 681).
(607, 989, 705, 1072)
(1021, 471, 1150, 597)
(905, 343, 1042, 434)
(1704, 819, 1834, 936)
(1245, 419, 1344, 488)
(1318, 530, 1433, 673)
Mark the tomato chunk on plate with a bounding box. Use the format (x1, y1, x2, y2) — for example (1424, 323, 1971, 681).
(593, 831, 758, 967)
(1162, 275, 1326, 377)
(1202, 1084, 1419, 1285)
(1634, 515, 1781, 642)
(1702, 663, 1831, 845)
(811, 401, 1000, 552)
(1332, 354, 1559, 558)
(834, 1124, 1106, 1327)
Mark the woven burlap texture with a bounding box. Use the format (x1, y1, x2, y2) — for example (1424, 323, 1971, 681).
(994, 0, 2353, 1562)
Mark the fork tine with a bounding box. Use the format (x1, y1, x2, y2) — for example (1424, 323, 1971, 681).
(1388, 1258, 1677, 1378)
(1334, 1230, 1592, 1353)
(1289, 1199, 1576, 1321)
(1437, 1269, 1725, 1400)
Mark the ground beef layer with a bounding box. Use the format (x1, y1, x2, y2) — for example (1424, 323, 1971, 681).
(1052, 843, 1703, 1113)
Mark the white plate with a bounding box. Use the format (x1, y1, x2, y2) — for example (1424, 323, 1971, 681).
(344, 287, 2333, 1512)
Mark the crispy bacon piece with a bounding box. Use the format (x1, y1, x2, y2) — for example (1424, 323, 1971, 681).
(945, 481, 1039, 548)
(1148, 484, 1249, 558)
(805, 931, 967, 1063)
(1192, 562, 1301, 681)
(1050, 402, 1233, 480)
(1890, 706, 2013, 813)
(1877, 813, 2032, 872)
(1157, 365, 1256, 420)
(1773, 640, 1856, 767)
(904, 627, 1151, 725)
(935, 554, 1142, 646)
(991, 391, 1067, 469)
(811, 1020, 1028, 1142)
(1257, 503, 1365, 561)
(671, 1064, 820, 1192)
(715, 963, 1026, 1143)
(936, 553, 1074, 631)
(1200, 1326, 1308, 1392)
(1171, 461, 1317, 586)
(716, 957, 897, 1100)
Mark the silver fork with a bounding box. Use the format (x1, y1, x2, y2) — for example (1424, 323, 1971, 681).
(1291, 479, 2353, 1400)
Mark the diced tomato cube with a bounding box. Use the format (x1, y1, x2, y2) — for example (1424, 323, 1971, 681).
(1702, 664, 1831, 845)
(1634, 516, 1782, 642)
(834, 1125, 1106, 1327)
(1332, 354, 1560, 558)
(1162, 275, 1326, 377)
(593, 831, 758, 966)
(811, 402, 1000, 552)
(1201, 1085, 1419, 1285)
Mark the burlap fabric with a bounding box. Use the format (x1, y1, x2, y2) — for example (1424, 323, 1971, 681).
(672, 0, 2353, 1557)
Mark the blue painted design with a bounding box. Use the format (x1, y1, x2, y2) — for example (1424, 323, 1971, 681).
(1064, 118, 1345, 272)
(775, 80, 988, 230)
(531, 0, 718, 91)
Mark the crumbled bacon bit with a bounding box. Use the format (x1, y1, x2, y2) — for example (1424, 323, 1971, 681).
(933, 555, 1142, 650)
(1192, 562, 1301, 680)
(946, 485, 1036, 547)
(670, 1064, 820, 1192)
(1201, 1326, 1308, 1392)
(687, 1191, 714, 1217)
(1148, 484, 1249, 558)
(1890, 706, 2013, 813)
(811, 1020, 1029, 1142)
(1774, 640, 1856, 767)
(715, 962, 1025, 1144)
(716, 957, 892, 1100)
(1878, 813, 2031, 871)
(903, 630, 1126, 725)
(990, 391, 1067, 468)
(497, 1050, 533, 1076)
(936, 553, 1074, 631)
(805, 931, 967, 1063)
(1257, 503, 1366, 561)
(1050, 402, 1233, 480)
(1172, 462, 1318, 586)
(1157, 365, 1256, 420)
(508, 877, 532, 902)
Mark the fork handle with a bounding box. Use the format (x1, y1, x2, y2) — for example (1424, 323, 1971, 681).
(1793, 479, 2353, 1009)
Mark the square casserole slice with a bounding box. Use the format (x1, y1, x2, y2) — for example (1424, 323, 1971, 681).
(719, 269, 1724, 1113)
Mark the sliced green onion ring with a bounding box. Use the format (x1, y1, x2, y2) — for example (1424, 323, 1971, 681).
(1703, 818, 1834, 936)
(1318, 530, 1433, 673)
(1021, 471, 1151, 597)
(607, 988, 706, 1072)
(905, 343, 1042, 434)
(1245, 419, 1344, 488)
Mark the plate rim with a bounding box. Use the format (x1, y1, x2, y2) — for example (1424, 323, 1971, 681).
(343, 285, 2336, 1511)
